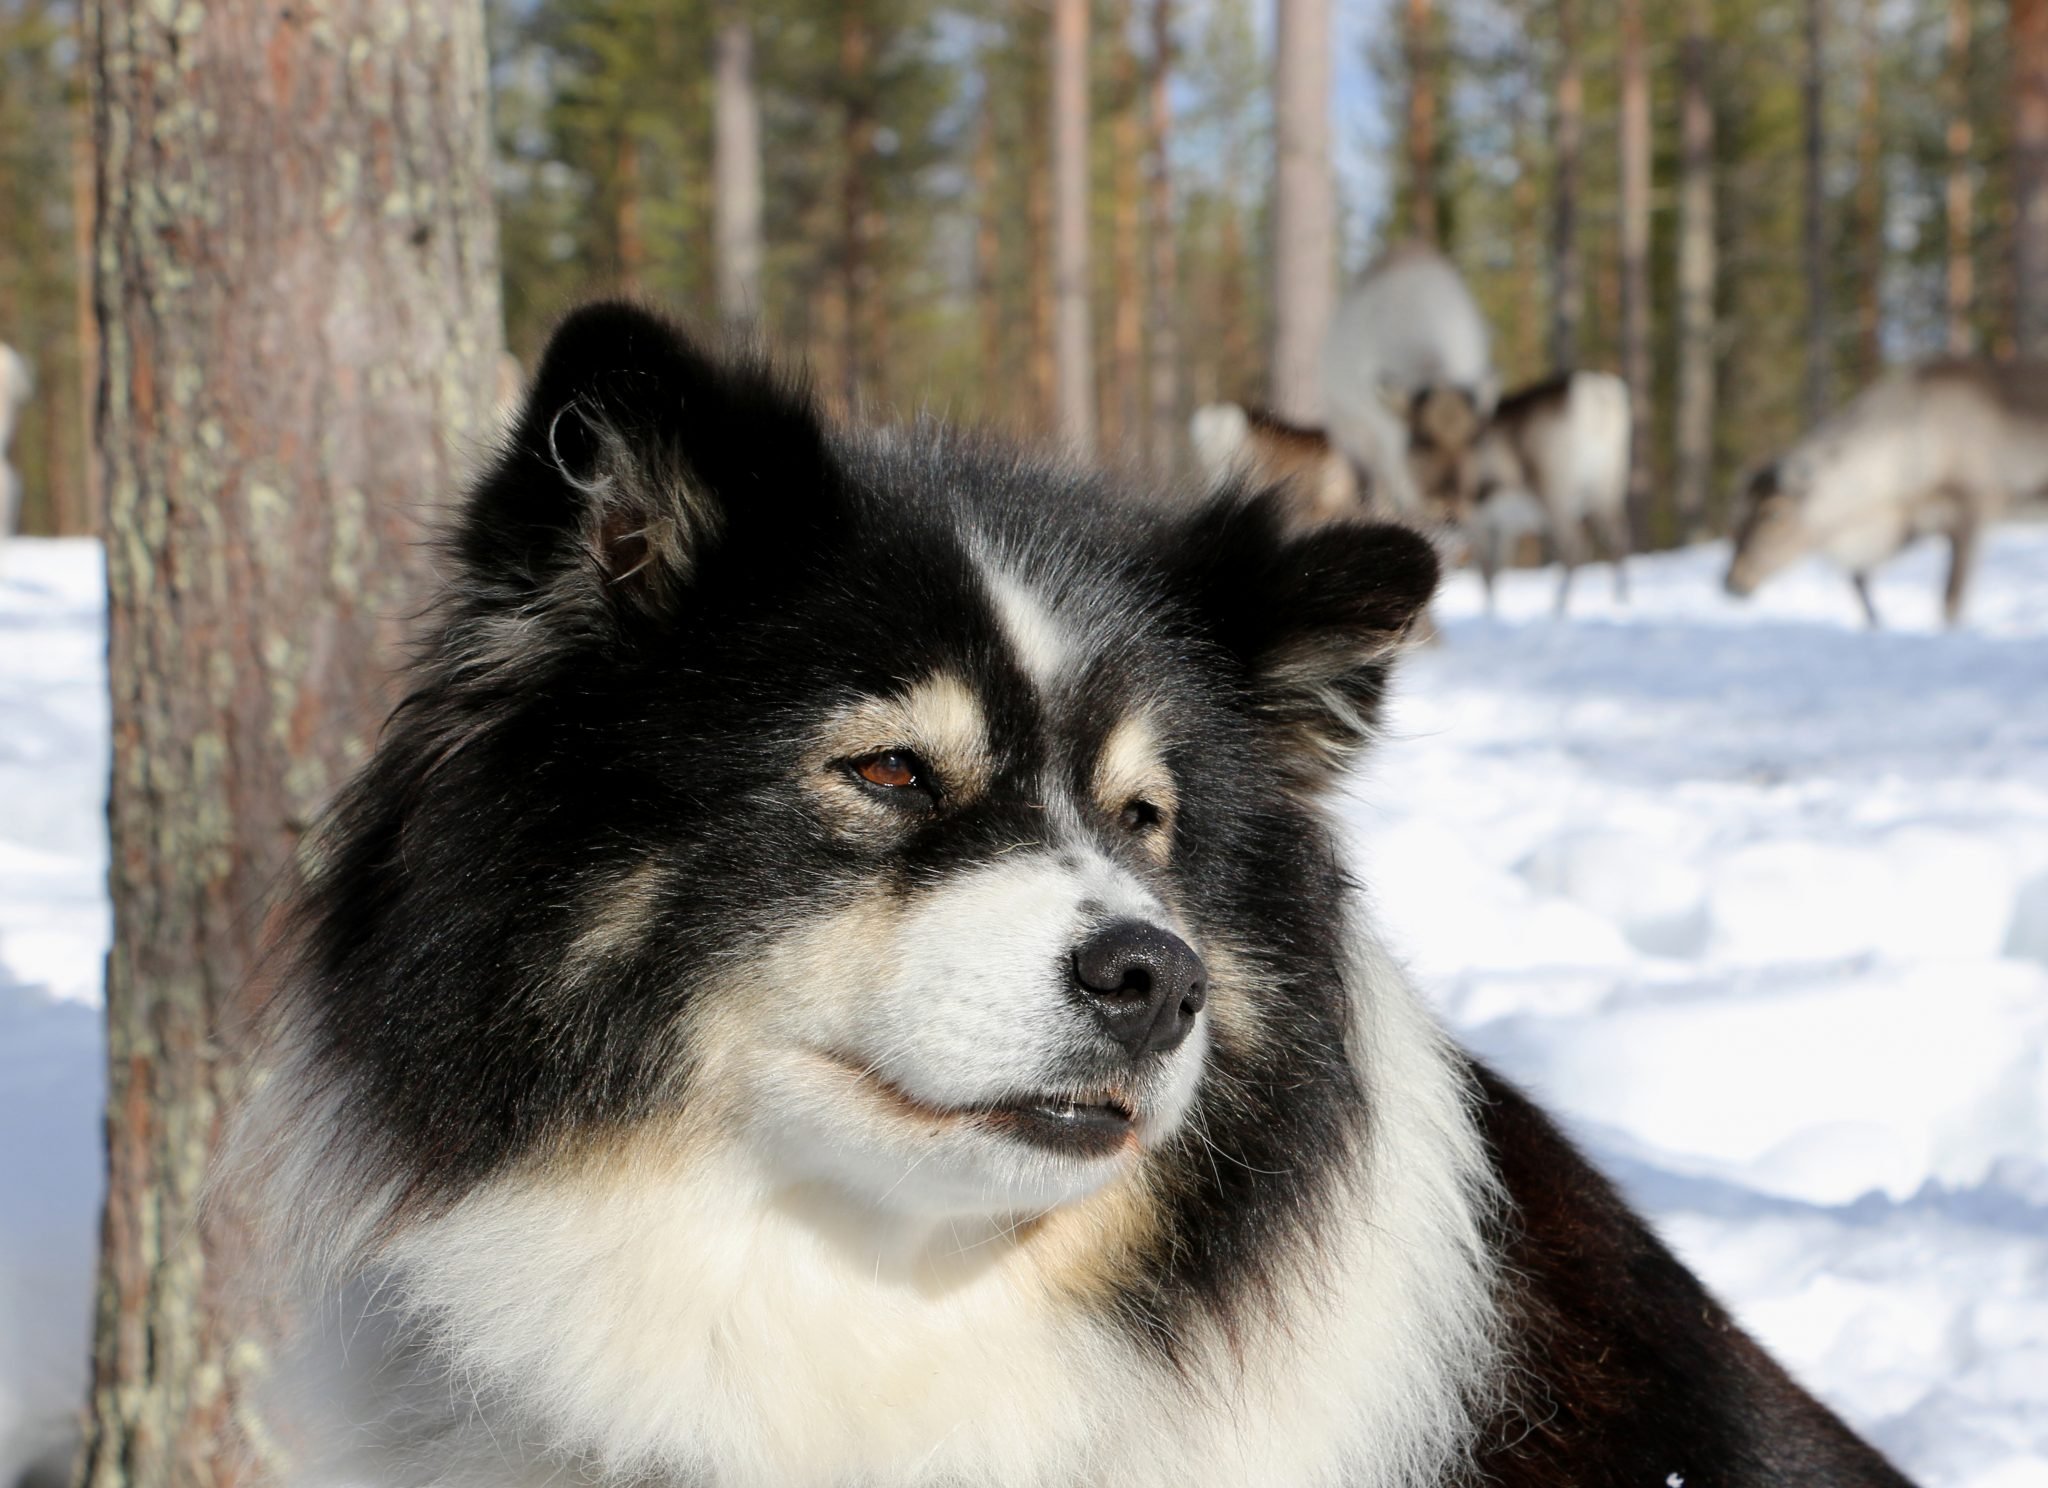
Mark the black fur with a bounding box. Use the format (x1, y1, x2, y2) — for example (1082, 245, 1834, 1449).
(1470, 1065, 1916, 1487)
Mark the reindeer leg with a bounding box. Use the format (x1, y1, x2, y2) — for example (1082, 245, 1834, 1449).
(1591, 505, 1631, 603)
(1553, 519, 1587, 618)
(1944, 512, 1981, 627)
(1851, 572, 1881, 629)
(1479, 523, 1508, 615)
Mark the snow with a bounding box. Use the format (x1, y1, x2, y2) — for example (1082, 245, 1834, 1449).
(1349, 527, 2048, 1485)
(2, 528, 2045, 1487)
(0, 538, 109, 1488)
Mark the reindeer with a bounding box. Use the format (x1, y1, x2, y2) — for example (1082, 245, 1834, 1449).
(1457, 370, 1633, 615)
(1321, 244, 1497, 519)
(0, 343, 31, 547)
(1726, 359, 2048, 627)
(1188, 402, 1360, 525)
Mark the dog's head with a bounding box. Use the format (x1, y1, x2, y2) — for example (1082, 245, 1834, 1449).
(272, 303, 1437, 1249)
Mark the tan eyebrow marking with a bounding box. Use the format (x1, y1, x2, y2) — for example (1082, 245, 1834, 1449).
(815, 671, 993, 802)
(1094, 712, 1177, 856)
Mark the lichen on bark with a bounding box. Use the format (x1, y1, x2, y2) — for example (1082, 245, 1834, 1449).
(82, 2, 503, 1484)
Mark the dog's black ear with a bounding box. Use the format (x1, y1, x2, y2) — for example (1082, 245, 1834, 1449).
(1168, 496, 1438, 780)
(460, 302, 831, 616)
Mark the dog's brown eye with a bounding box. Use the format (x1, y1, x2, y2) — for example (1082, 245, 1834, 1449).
(1120, 799, 1162, 833)
(851, 750, 926, 791)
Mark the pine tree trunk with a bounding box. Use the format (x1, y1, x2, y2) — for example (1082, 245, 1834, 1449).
(1027, 40, 1056, 436)
(1854, 0, 1886, 378)
(1405, 0, 1439, 245)
(1220, 204, 1252, 405)
(1948, 0, 1976, 355)
(68, 92, 99, 537)
(615, 131, 646, 293)
(1145, 0, 1181, 474)
(1551, 0, 1584, 371)
(1111, 0, 1144, 457)
(1270, 0, 1333, 423)
(1508, 17, 1543, 382)
(1051, 0, 1094, 451)
(840, 1, 877, 411)
(713, 9, 764, 330)
(2016, 0, 2048, 356)
(974, 85, 1005, 423)
(1677, 0, 1717, 537)
(1803, 0, 1832, 422)
(81, 2, 503, 1485)
(1618, 0, 1653, 541)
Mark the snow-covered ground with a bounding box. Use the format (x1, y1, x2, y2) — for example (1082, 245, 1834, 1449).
(2, 529, 2045, 1487)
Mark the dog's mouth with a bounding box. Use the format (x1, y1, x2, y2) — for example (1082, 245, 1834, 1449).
(821, 1054, 1139, 1158)
(978, 1093, 1137, 1156)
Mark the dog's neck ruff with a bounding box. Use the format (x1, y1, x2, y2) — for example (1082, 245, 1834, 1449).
(271, 915, 1500, 1488)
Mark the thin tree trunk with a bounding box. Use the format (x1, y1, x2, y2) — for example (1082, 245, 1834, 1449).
(1145, 0, 1181, 473)
(1220, 203, 1252, 404)
(1405, 0, 1439, 245)
(1947, 0, 1976, 354)
(1508, 33, 1543, 382)
(2016, 0, 2048, 355)
(1803, 0, 1832, 422)
(1111, 0, 1144, 455)
(1270, 0, 1333, 423)
(841, 1, 877, 411)
(1551, 0, 1583, 370)
(1619, 0, 1653, 541)
(81, 3, 503, 1484)
(1677, 0, 1717, 538)
(615, 131, 645, 293)
(974, 82, 1005, 422)
(1854, 0, 1886, 378)
(1027, 41, 1056, 435)
(68, 91, 98, 536)
(713, 9, 764, 330)
(1051, 0, 1094, 451)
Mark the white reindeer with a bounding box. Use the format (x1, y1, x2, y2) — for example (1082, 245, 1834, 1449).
(1460, 370, 1633, 614)
(1726, 359, 2048, 626)
(1320, 244, 1497, 518)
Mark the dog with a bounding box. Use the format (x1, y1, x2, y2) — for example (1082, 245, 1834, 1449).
(232, 303, 1915, 1488)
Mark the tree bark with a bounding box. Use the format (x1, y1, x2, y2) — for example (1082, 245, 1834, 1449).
(1027, 34, 1056, 436)
(2016, 0, 2048, 356)
(81, 2, 503, 1484)
(1677, 0, 1717, 538)
(1551, 0, 1583, 371)
(1404, 0, 1439, 245)
(1051, 0, 1094, 451)
(1803, 0, 1832, 422)
(1111, 0, 1145, 456)
(713, 9, 764, 330)
(974, 80, 1005, 422)
(1145, 0, 1181, 473)
(1618, 0, 1652, 541)
(615, 131, 646, 293)
(1947, 0, 1976, 355)
(840, 1, 879, 412)
(1270, 0, 1333, 423)
(1854, 0, 1886, 378)
(68, 91, 99, 536)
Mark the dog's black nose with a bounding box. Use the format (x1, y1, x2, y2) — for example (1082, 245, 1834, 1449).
(1071, 920, 1207, 1059)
